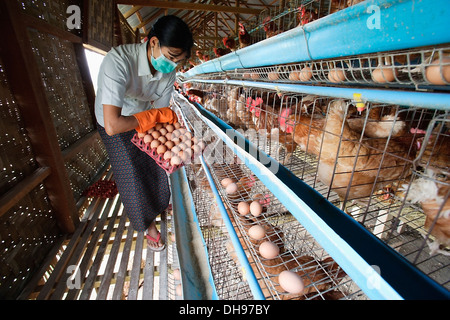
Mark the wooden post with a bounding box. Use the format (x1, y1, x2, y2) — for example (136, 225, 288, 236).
(0, 0, 79, 233)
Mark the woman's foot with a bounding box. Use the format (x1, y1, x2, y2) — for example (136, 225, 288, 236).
(146, 221, 165, 251)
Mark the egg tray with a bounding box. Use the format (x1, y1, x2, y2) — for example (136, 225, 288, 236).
(131, 133, 184, 175)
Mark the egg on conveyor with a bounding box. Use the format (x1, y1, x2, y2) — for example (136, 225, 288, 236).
(225, 182, 238, 194)
(425, 58, 450, 85)
(250, 200, 263, 217)
(221, 178, 233, 187)
(278, 270, 304, 295)
(173, 268, 181, 281)
(259, 241, 279, 259)
(328, 69, 345, 83)
(237, 201, 250, 216)
(372, 66, 396, 83)
(298, 66, 313, 82)
(248, 225, 266, 240)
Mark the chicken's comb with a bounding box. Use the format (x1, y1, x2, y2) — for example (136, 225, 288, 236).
(279, 108, 291, 126)
(222, 37, 228, 46)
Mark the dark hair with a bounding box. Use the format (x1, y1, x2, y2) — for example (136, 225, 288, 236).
(147, 15, 194, 59)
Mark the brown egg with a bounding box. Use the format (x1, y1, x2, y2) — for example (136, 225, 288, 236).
(248, 225, 266, 240)
(226, 182, 238, 194)
(221, 178, 233, 187)
(372, 66, 396, 83)
(157, 144, 167, 155)
(259, 241, 279, 259)
(184, 131, 193, 140)
(158, 136, 167, 144)
(179, 135, 188, 142)
(143, 134, 153, 144)
(279, 271, 304, 294)
(192, 144, 201, 155)
(159, 128, 168, 136)
(328, 69, 346, 83)
(165, 132, 173, 140)
(173, 268, 181, 281)
(289, 71, 300, 81)
(181, 149, 192, 162)
(237, 201, 250, 216)
(163, 150, 173, 160)
(165, 124, 175, 133)
(178, 128, 187, 135)
(165, 140, 175, 149)
(192, 136, 199, 144)
(197, 140, 206, 150)
(251, 73, 260, 80)
(171, 146, 181, 154)
(150, 139, 161, 149)
(250, 201, 263, 217)
(137, 132, 146, 139)
(147, 127, 155, 134)
(171, 155, 182, 166)
(183, 139, 192, 148)
(155, 123, 163, 130)
(174, 122, 181, 129)
(268, 72, 279, 81)
(426, 58, 450, 85)
(151, 130, 161, 139)
(172, 130, 180, 138)
(171, 137, 181, 145)
(178, 142, 188, 150)
(299, 66, 313, 81)
(243, 72, 251, 79)
(175, 284, 182, 296)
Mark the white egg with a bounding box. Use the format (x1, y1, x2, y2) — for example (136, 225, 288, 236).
(225, 182, 238, 194)
(278, 270, 304, 294)
(250, 201, 263, 217)
(237, 201, 250, 216)
(248, 225, 266, 240)
(259, 241, 279, 259)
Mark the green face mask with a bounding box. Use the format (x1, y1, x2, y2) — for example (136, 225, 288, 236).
(151, 43, 177, 73)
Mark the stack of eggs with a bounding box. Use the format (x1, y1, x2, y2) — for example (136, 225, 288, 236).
(137, 122, 206, 167)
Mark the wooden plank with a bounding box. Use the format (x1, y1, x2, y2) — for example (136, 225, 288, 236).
(0, 167, 51, 218)
(64, 196, 118, 300)
(96, 207, 128, 299)
(36, 196, 104, 299)
(142, 247, 155, 300)
(79, 197, 122, 299)
(158, 213, 168, 300)
(127, 232, 144, 300)
(115, 0, 262, 15)
(0, 0, 78, 233)
(111, 221, 135, 299)
(49, 195, 107, 300)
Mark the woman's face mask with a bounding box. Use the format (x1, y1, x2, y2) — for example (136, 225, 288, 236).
(151, 42, 177, 74)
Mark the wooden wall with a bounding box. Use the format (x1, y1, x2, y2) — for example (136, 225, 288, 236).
(0, 0, 138, 299)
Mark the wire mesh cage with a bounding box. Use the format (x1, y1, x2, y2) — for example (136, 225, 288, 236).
(181, 81, 450, 292)
(174, 94, 366, 300)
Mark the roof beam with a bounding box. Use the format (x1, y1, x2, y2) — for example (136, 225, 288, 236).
(115, 0, 262, 15)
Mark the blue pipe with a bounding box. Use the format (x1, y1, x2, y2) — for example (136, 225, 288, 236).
(185, 79, 450, 110)
(184, 0, 450, 78)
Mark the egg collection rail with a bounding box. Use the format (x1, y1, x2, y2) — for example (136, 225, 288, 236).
(177, 95, 366, 300)
(186, 45, 450, 91)
(182, 82, 450, 292)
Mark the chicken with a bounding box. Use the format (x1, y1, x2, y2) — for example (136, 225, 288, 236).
(415, 122, 450, 175)
(317, 99, 415, 206)
(238, 22, 251, 48)
(223, 36, 236, 51)
(297, 6, 318, 26)
(404, 170, 450, 255)
(213, 47, 231, 58)
(263, 16, 282, 39)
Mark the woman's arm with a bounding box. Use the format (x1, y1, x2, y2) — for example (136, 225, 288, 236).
(103, 104, 139, 136)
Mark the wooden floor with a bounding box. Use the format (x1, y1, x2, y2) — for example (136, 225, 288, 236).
(18, 172, 180, 300)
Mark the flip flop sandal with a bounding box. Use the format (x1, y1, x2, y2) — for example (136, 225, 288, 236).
(145, 232, 166, 252)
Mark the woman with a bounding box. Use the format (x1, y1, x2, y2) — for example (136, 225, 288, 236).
(95, 15, 193, 251)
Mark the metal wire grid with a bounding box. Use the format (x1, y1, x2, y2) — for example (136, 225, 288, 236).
(193, 83, 450, 290)
(187, 45, 450, 91)
(177, 96, 366, 300)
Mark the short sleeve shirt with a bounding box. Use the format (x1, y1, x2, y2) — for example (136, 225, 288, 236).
(95, 41, 176, 127)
